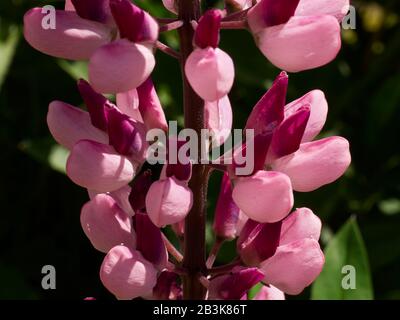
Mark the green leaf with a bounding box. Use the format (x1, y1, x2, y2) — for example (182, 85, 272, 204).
(0, 25, 20, 91)
(57, 60, 88, 81)
(311, 217, 373, 300)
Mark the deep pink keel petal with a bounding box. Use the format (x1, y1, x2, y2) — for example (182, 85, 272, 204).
(100, 245, 157, 299)
(67, 140, 136, 192)
(24, 8, 112, 60)
(295, 0, 350, 21)
(47, 101, 108, 150)
(145, 177, 193, 227)
(272, 136, 351, 192)
(284, 90, 328, 142)
(260, 238, 324, 295)
(80, 194, 135, 253)
(232, 171, 294, 223)
(185, 48, 235, 101)
(257, 15, 341, 72)
(89, 39, 155, 94)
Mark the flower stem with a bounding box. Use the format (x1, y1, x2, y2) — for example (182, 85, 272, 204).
(156, 41, 181, 59)
(206, 238, 224, 269)
(162, 233, 183, 263)
(178, 0, 208, 300)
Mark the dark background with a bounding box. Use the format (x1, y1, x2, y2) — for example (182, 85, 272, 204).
(0, 0, 399, 299)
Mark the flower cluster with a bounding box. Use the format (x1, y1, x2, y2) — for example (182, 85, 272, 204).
(23, 0, 351, 300)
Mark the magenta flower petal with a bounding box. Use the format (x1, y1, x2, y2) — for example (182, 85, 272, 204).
(134, 212, 168, 270)
(209, 267, 264, 300)
(295, 0, 350, 21)
(67, 140, 136, 192)
(245, 71, 287, 136)
(248, 0, 300, 33)
(100, 245, 158, 300)
(257, 15, 341, 72)
(254, 285, 285, 300)
(65, 0, 75, 11)
(185, 47, 235, 101)
(24, 8, 112, 60)
(110, 0, 159, 44)
(260, 238, 324, 295)
(194, 9, 222, 49)
(89, 39, 155, 94)
(145, 177, 193, 227)
(153, 271, 182, 300)
(47, 101, 108, 150)
(213, 173, 240, 240)
(269, 104, 310, 160)
(284, 90, 328, 142)
(272, 136, 351, 192)
(77, 79, 111, 131)
(280, 207, 321, 245)
(237, 220, 282, 266)
(232, 171, 294, 223)
(107, 107, 147, 159)
(129, 170, 153, 213)
(80, 194, 135, 253)
(137, 78, 168, 132)
(205, 96, 233, 147)
(71, 0, 112, 24)
(116, 89, 142, 122)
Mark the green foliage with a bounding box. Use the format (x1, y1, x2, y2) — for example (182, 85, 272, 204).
(311, 217, 373, 300)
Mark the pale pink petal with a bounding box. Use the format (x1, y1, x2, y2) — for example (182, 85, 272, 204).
(24, 8, 112, 60)
(67, 140, 137, 192)
(145, 177, 193, 228)
(89, 39, 155, 94)
(260, 238, 324, 295)
(295, 0, 350, 21)
(88, 185, 135, 217)
(100, 245, 158, 299)
(185, 47, 235, 101)
(47, 101, 108, 150)
(256, 15, 341, 72)
(65, 0, 75, 11)
(162, 0, 177, 14)
(280, 207, 321, 245)
(228, 0, 253, 11)
(272, 136, 351, 192)
(285, 90, 328, 142)
(232, 171, 294, 223)
(205, 96, 233, 147)
(80, 194, 135, 253)
(254, 285, 285, 300)
(235, 210, 249, 236)
(116, 89, 143, 122)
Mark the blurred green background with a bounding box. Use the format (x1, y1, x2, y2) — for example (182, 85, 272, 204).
(0, 0, 399, 299)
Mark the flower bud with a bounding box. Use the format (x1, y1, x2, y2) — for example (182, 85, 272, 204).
(100, 245, 158, 299)
(80, 194, 135, 253)
(145, 177, 193, 227)
(194, 9, 222, 49)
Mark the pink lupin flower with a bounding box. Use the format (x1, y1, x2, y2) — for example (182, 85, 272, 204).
(237, 208, 324, 295)
(24, 0, 158, 94)
(247, 0, 348, 72)
(100, 245, 158, 300)
(145, 176, 193, 228)
(137, 78, 169, 132)
(205, 96, 233, 147)
(253, 285, 285, 300)
(208, 267, 264, 300)
(89, 184, 135, 217)
(80, 194, 136, 253)
(185, 10, 235, 101)
(133, 212, 168, 270)
(213, 172, 240, 240)
(67, 139, 138, 192)
(152, 271, 182, 300)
